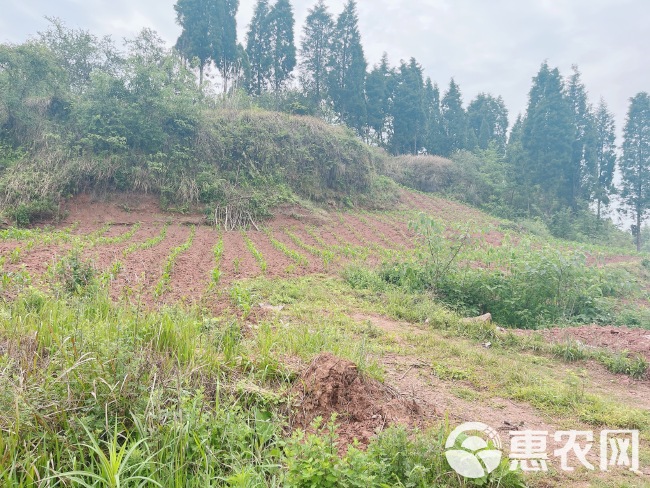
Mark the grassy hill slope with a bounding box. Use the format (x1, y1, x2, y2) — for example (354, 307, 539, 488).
(1, 188, 649, 486)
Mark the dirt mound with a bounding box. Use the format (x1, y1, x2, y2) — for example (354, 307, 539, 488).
(290, 353, 422, 448)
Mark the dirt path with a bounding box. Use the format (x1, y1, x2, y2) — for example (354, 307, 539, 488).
(347, 313, 650, 481)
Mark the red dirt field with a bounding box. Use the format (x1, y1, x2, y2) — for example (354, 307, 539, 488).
(0, 194, 424, 306)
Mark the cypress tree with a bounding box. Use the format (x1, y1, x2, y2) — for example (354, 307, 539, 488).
(591, 99, 617, 220)
(299, 0, 334, 104)
(328, 0, 367, 134)
(620, 92, 650, 251)
(423, 79, 444, 155)
(440, 78, 467, 156)
(390, 58, 425, 155)
(174, 0, 238, 87)
(522, 62, 574, 211)
(365, 53, 392, 146)
(245, 0, 272, 95)
(566, 65, 597, 210)
(466, 93, 509, 154)
(268, 0, 296, 92)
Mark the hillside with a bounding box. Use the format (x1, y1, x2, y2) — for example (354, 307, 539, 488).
(1, 187, 649, 486)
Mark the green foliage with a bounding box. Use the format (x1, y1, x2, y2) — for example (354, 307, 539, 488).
(174, 0, 238, 85)
(52, 250, 98, 296)
(620, 91, 650, 251)
(600, 352, 648, 380)
(440, 78, 468, 156)
(243, 233, 267, 273)
(266, 229, 309, 267)
(199, 110, 382, 202)
(285, 417, 524, 488)
(364, 215, 636, 328)
(49, 422, 160, 488)
(245, 0, 273, 95)
(299, 0, 334, 105)
(211, 235, 224, 284)
(124, 222, 168, 256)
(154, 225, 196, 297)
(466, 93, 509, 153)
(390, 58, 426, 155)
(328, 0, 367, 134)
(268, 0, 296, 92)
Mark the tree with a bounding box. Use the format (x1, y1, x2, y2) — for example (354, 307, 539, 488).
(521, 62, 574, 212)
(365, 53, 393, 146)
(37, 18, 119, 93)
(466, 93, 509, 154)
(223, 43, 250, 93)
(566, 65, 597, 210)
(505, 114, 530, 212)
(390, 58, 425, 155)
(174, 0, 238, 87)
(423, 79, 443, 155)
(440, 78, 466, 156)
(268, 0, 296, 92)
(620, 92, 650, 251)
(0, 42, 66, 145)
(299, 0, 334, 104)
(590, 99, 617, 220)
(328, 0, 367, 134)
(212, 0, 240, 92)
(245, 0, 272, 95)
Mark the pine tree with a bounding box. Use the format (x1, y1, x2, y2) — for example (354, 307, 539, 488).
(590, 99, 617, 220)
(365, 53, 392, 146)
(522, 62, 574, 211)
(174, 0, 238, 87)
(466, 93, 509, 153)
(299, 0, 334, 104)
(390, 58, 425, 155)
(620, 92, 650, 251)
(245, 0, 272, 95)
(268, 0, 296, 92)
(440, 78, 466, 156)
(328, 0, 367, 134)
(566, 66, 597, 210)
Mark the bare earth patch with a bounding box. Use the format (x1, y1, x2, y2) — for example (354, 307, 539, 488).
(289, 352, 423, 449)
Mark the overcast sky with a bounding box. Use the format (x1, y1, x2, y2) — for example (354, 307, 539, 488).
(1, 0, 648, 137)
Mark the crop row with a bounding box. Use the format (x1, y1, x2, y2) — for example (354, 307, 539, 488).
(154, 226, 196, 297)
(123, 223, 169, 256)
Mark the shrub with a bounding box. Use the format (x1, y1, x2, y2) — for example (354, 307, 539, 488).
(52, 250, 97, 296)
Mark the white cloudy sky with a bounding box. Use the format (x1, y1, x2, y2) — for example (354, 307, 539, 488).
(1, 0, 648, 134)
